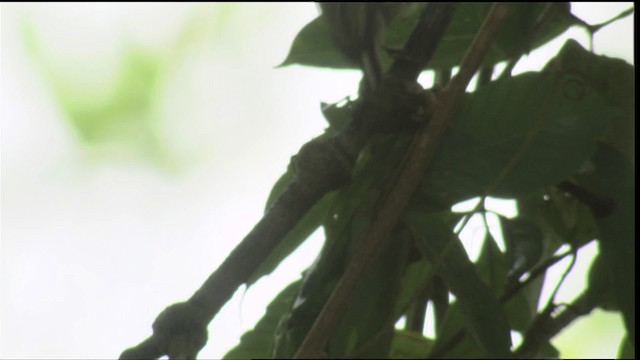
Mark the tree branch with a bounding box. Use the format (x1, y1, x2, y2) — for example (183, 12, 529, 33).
(120, 4, 454, 359)
(514, 288, 597, 357)
(294, 3, 512, 358)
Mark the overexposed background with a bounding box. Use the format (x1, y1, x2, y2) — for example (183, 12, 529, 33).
(1, 3, 633, 359)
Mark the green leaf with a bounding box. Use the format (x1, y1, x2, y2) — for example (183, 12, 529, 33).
(281, 3, 575, 71)
(586, 253, 617, 311)
(223, 280, 301, 359)
(618, 335, 635, 359)
(279, 4, 428, 70)
(574, 144, 635, 344)
(388, 330, 433, 359)
(538, 342, 560, 358)
(416, 71, 612, 208)
(474, 231, 505, 293)
(429, 301, 485, 358)
(503, 289, 537, 335)
(404, 212, 512, 358)
(329, 229, 410, 357)
(475, 230, 536, 333)
(393, 259, 433, 318)
(545, 39, 635, 162)
(279, 16, 353, 69)
(429, 3, 575, 69)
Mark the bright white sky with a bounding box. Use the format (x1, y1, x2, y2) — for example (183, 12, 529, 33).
(1, 3, 634, 359)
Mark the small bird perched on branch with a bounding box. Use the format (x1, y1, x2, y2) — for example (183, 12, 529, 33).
(318, 3, 417, 96)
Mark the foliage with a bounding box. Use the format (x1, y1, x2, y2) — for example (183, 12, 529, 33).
(219, 4, 635, 359)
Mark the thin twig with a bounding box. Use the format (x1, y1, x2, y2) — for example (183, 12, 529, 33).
(513, 249, 577, 357)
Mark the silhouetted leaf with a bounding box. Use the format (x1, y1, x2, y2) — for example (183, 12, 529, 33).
(545, 39, 634, 162)
(329, 229, 410, 357)
(389, 330, 433, 359)
(404, 212, 512, 358)
(538, 342, 560, 358)
(574, 144, 635, 343)
(475, 230, 536, 332)
(279, 16, 351, 69)
(393, 259, 433, 318)
(281, 3, 575, 71)
(223, 280, 301, 359)
(428, 3, 575, 69)
(586, 253, 617, 311)
(428, 301, 484, 358)
(618, 335, 635, 359)
(417, 71, 612, 208)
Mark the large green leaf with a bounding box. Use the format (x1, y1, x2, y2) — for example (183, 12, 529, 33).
(329, 228, 410, 357)
(416, 71, 612, 208)
(427, 301, 485, 358)
(392, 259, 433, 318)
(574, 144, 635, 345)
(223, 280, 301, 359)
(474, 231, 504, 292)
(280, 3, 576, 71)
(279, 16, 351, 70)
(388, 330, 434, 359)
(476, 230, 537, 333)
(404, 212, 512, 358)
(544, 40, 635, 162)
(422, 224, 540, 357)
(428, 3, 575, 69)
(618, 335, 635, 359)
(538, 342, 561, 358)
(586, 252, 617, 311)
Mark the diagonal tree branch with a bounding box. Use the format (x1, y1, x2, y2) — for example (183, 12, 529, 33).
(293, 3, 513, 358)
(514, 291, 597, 358)
(120, 4, 456, 359)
